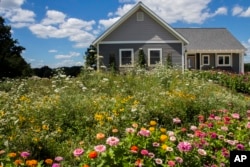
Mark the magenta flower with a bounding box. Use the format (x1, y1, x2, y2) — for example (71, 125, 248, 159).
(140, 149, 149, 156)
(138, 129, 150, 137)
(94, 144, 106, 153)
(20, 151, 30, 158)
(236, 144, 245, 150)
(73, 148, 84, 157)
(54, 156, 64, 162)
(177, 141, 192, 152)
(106, 136, 120, 146)
(52, 163, 61, 167)
(210, 132, 217, 139)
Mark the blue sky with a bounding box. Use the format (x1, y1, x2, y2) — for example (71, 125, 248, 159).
(1, 0, 250, 68)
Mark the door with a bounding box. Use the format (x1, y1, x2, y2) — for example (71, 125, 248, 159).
(187, 55, 196, 69)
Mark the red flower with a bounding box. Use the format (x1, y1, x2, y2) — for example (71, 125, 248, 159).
(130, 145, 139, 153)
(88, 151, 98, 159)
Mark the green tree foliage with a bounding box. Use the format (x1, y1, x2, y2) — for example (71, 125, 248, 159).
(84, 44, 97, 69)
(109, 53, 117, 72)
(137, 48, 147, 68)
(0, 16, 33, 78)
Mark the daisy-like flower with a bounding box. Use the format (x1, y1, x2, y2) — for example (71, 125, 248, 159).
(94, 145, 106, 153)
(154, 158, 163, 164)
(106, 136, 120, 146)
(138, 129, 150, 137)
(198, 148, 207, 156)
(177, 141, 192, 152)
(73, 148, 84, 157)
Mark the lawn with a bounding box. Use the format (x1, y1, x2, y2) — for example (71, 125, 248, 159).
(0, 67, 250, 166)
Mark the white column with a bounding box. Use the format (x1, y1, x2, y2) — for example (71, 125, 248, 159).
(241, 52, 244, 74)
(182, 44, 185, 73)
(97, 43, 100, 72)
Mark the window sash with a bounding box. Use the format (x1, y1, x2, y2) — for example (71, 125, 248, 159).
(217, 55, 231, 66)
(148, 49, 162, 66)
(119, 49, 134, 67)
(202, 55, 210, 65)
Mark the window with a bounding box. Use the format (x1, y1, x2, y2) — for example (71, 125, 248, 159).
(137, 12, 144, 21)
(217, 55, 231, 66)
(148, 48, 162, 66)
(202, 55, 210, 65)
(119, 49, 134, 67)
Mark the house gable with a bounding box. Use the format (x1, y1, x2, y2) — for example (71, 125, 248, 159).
(102, 9, 178, 42)
(93, 2, 188, 45)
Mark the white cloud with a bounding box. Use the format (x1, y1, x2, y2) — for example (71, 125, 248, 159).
(99, 17, 120, 29)
(53, 59, 83, 68)
(48, 49, 58, 53)
(232, 5, 250, 17)
(101, 0, 228, 26)
(29, 10, 96, 48)
(55, 52, 81, 59)
(0, 0, 25, 8)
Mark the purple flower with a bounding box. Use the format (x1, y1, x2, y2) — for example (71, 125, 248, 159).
(177, 141, 192, 152)
(20, 151, 30, 158)
(73, 148, 84, 157)
(236, 144, 245, 150)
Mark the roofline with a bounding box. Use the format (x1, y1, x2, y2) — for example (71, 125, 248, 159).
(92, 2, 189, 45)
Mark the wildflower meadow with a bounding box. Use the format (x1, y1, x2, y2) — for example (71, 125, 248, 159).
(0, 67, 250, 166)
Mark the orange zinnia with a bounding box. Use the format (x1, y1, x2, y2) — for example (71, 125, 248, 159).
(130, 145, 139, 153)
(82, 165, 90, 167)
(8, 152, 17, 158)
(45, 158, 53, 165)
(14, 159, 23, 165)
(88, 151, 98, 159)
(96, 133, 105, 140)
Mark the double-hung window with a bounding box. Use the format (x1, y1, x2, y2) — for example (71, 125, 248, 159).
(217, 55, 231, 66)
(119, 49, 134, 67)
(202, 55, 210, 65)
(148, 48, 162, 66)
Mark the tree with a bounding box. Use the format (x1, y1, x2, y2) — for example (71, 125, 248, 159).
(0, 16, 32, 78)
(137, 48, 147, 68)
(84, 45, 97, 69)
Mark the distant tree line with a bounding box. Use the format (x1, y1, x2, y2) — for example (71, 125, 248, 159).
(33, 66, 82, 78)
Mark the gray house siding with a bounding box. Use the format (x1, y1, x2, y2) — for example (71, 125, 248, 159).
(102, 9, 178, 42)
(232, 54, 240, 73)
(99, 43, 182, 70)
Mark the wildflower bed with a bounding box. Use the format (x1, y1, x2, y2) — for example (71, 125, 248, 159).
(0, 68, 249, 166)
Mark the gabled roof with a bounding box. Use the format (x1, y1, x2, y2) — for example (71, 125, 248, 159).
(175, 28, 246, 52)
(92, 1, 189, 45)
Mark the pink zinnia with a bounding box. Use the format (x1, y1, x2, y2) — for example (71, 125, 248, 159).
(54, 156, 64, 162)
(246, 122, 250, 129)
(236, 144, 245, 150)
(52, 163, 60, 167)
(138, 129, 150, 137)
(173, 117, 181, 124)
(177, 141, 192, 152)
(168, 160, 176, 167)
(198, 148, 207, 156)
(125, 128, 135, 133)
(73, 148, 84, 157)
(140, 149, 149, 156)
(175, 157, 183, 164)
(94, 144, 106, 153)
(20, 151, 30, 158)
(106, 136, 119, 146)
(231, 113, 240, 119)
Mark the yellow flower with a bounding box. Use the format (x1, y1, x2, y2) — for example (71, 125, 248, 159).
(42, 125, 49, 130)
(149, 127, 155, 132)
(160, 135, 168, 142)
(150, 120, 157, 126)
(8, 152, 16, 158)
(160, 128, 167, 133)
(161, 144, 167, 150)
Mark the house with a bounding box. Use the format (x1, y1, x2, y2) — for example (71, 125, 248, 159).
(92, 1, 246, 73)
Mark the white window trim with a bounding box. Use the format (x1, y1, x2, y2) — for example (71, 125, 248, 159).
(201, 55, 210, 65)
(148, 48, 162, 66)
(216, 54, 232, 66)
(119, 49, 134, 67)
